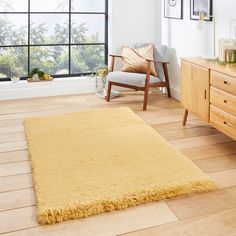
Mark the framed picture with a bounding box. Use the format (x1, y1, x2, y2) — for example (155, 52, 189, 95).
(164, 0, 183, 20)
(190, 0, 213, 21)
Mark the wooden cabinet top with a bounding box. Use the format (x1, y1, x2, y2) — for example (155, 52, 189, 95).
(182, 57, 236, 78)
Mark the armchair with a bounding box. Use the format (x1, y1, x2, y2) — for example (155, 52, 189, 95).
(106, 44, 172, 110)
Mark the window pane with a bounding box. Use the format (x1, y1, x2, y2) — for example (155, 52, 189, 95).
(30, 0, 69, 12)
(71, 0, 105, 12)
(0, 47, 28, 79)
(0, 15, 28, 46)
(71, 15, 105, 43)
(30, 14, 69, 45)
(30, 46, 69, 75)
(71, 45, 105, 74)
(0, 0, 28, 12)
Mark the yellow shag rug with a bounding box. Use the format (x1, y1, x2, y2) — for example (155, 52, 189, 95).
(24, 107, 216, 225)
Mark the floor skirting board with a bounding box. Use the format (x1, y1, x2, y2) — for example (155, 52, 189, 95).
(0, 78, 180, 101)
(170, 84, 180, 101)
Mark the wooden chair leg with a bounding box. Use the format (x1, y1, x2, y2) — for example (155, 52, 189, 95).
(106, 81, 112, 102)
(166, 84, 171, 98)
(163, 63, 171, 98)
(143, 86, 149, 111)
(182, 109, 188, 125)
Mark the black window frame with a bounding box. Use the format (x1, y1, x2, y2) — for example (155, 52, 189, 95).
(0, 0, 108, 81)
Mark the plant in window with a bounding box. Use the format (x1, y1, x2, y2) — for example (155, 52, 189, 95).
(30, 68, 45, 78)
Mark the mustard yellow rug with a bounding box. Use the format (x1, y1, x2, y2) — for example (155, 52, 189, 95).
(24, 107, 216, 225)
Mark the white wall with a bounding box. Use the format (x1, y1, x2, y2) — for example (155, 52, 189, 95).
(162, 0, 236, 57)
(109, 0, 161, 54)
(161, 0, 236, 98)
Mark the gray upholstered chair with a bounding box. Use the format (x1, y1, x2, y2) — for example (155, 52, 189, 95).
(106, 44, 172, 110)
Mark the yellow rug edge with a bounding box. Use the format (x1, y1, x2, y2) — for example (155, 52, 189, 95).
(38, 180, 216, 225)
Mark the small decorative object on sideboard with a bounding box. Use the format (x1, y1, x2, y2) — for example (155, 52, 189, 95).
(219, 39, 236, 63)
(27, 68, 53, 82)
(225, 49, 236, 63)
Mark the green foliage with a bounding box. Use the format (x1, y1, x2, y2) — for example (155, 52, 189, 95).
(0, 48, 26, 77)
(29, 68, 45, 78)
(0, 1, 105, 79)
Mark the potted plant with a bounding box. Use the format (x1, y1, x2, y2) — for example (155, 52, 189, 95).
(29, 68, 45, 81)
(28, 68, 53, 82)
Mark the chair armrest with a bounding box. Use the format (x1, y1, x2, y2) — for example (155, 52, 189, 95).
(146, 59, 169, 64)
(109, 55, 122, 72)
(110, 54, 122, 58)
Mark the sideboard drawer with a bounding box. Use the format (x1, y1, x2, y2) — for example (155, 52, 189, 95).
(211, 71, 236, 96)
(210, 105, 236, 140)
(210, 87, 236, 116)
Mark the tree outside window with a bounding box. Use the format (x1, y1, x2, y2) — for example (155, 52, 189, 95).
(0, 0, 108, 80)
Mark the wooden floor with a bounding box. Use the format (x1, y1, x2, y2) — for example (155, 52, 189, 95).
(0, 91, 236, 236)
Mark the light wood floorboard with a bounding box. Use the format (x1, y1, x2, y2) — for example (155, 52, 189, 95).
(0, 173, 33, 193)
(166, 186, 236, 220)
(0, 150, 28, 164)
(120, 208, 236, 236)
(0, 161, 31, 177)
(181, 142, 236, 161)
(0, 203, 178, 236)
(193, 153, 236, 173)
(0, 92, 235, 235)
(209, 169, 236, 189)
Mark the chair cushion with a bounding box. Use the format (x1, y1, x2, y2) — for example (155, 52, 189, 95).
(121, 45, 158, 77)
(107, 71, 160, 87)
(135, 43, 168, 81)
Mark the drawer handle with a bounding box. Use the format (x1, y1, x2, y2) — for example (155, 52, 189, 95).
(224, 100, 227, 103)
(223, 121, 227, 125)
(224, 81, 228, 84)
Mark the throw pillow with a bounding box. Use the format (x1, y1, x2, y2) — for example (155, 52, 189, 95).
(121, 44, 158, 77)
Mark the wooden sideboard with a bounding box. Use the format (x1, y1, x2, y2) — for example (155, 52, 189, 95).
(181, 57, 236, 140)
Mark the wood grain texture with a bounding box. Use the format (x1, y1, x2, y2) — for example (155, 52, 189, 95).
(0, 207, 38, 234)
(167, 186, 236, 220)
(210, 105, 236, 140)
(120, 208, 236, 236)
(211, 87, 236, 117)
(0, 173, 33, 193)
(159, 126, 219, 141)
(181, 61, 210, 122)
(181, 142, 236, 160)
(0, 141, 27, 153)
(0, 188, 35, 211)
(0, 203, 177, 235)
(209, 169, 236, 188)
(181, 58, 236, 142)
(0, 132, 26, 143)
(211, 70, 236, 96)
(152, 119, 210, 133)
(0, 150, 28, 164)
(0, 161, 31, 177)
(170, 133, 233, 150)
(193, 154, 236, 173)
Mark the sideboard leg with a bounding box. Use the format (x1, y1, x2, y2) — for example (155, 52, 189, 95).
(182, 109, 188, 126)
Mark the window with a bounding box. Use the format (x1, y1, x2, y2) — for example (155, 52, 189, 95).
(0, 0, 108, 81)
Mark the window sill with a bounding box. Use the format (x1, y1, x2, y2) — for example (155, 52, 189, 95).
(0, 77, 96, 100)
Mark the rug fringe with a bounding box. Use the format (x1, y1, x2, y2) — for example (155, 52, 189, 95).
(38, 180, 216, 225)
